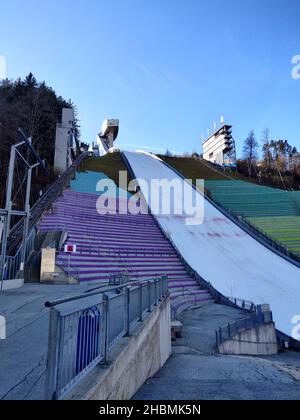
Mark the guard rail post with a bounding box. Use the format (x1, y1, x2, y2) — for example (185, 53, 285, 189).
(125, 287, 130, 337)
(45, 307, 62, 401)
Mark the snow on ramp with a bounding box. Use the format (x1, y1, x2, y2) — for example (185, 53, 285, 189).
(124, 151, 300, 338)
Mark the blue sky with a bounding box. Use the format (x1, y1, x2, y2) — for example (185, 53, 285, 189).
(1, 0, 300, 157)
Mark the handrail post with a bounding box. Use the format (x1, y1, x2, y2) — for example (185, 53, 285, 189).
(154, 279, 158, 306)
(125, 287, 130, 336)
(148, 281, 152, 313)
(102, 294, 109, 364)
(164, 275, 168, 296)
(44, 308, 61, 400)
(139, 284, 143, 322)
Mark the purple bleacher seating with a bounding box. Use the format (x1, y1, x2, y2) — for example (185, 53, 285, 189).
(38, 190, 213, 310)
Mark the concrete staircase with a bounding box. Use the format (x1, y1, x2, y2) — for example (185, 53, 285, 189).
(38, 188, 213, 311)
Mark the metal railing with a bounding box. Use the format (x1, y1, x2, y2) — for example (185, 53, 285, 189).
(170, 287, 207, 321)
(109, 272, 131, 286)
(57, 240, 141, 282)
(7, 152, 87, 254)
(170, 306, 178, 322)
(56, 259, 81, 284)
(108, 271, 141, 286)
(24, 249, 42, 283)
(44, 275, 168, 400)
(4, 228, 36, 280)
(76, 244, 174, 258)
(226, 297, 256, 312)
(52, 210, 152, 227)
(91, 239, 140, 279)
(215, 309, 273, 348)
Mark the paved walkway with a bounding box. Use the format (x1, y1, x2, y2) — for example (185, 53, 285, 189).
(134, 304, 300, 400)
(1, 288, 300, 400)
(0, 283, 92, 400)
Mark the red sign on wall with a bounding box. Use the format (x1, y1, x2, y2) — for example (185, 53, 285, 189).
(64, 244, 77, 253)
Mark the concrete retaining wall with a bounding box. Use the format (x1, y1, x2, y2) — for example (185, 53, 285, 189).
(66, 295, 172, 400)
(219, 323, 278, 356)
(1, 278, 24, 291)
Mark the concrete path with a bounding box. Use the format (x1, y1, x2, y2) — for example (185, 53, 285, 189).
(2, 286, 300, 400)
(0, 283, 93, 400)
(134, 304, 300, 400)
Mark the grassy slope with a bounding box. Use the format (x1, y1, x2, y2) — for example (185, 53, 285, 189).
(80, 152, 132, 187)
(158, 156, 229, 182)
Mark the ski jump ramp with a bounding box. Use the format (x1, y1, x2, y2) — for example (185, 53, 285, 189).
(124, 151, 300, 338)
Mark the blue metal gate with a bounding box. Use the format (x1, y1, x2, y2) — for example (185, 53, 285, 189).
(76, 306, 101, 374)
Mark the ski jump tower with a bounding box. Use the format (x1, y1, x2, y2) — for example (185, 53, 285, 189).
(54, 108, 77, 175)
(97, 119, 119, 155)
(202, 123, 237, 169)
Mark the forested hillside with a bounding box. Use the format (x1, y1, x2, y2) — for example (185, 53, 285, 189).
(0, 73, 80, 207)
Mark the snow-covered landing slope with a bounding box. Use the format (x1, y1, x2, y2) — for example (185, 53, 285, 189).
(124, 151, 300, 338)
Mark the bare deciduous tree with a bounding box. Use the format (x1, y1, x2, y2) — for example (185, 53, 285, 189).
(243, 130, 258, 177)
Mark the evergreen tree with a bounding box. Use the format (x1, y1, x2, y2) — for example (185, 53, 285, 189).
(262, 127, 272, 170)
(0, 73, 80, 207)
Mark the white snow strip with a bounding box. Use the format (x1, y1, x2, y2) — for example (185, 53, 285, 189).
(124, 151, 300, 338)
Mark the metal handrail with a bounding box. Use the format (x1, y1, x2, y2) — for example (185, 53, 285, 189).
(215, 311, 272, 348)
(7, 152, 87, 254)
(44, 275, 169, 400)
(4, 228, 36, 280)
(170, 305, 178, 322)
(57, 243, 174, 258)
(51, 209, 152, 227)
(56, 259, 81, 283)
(226, 296, 256, 312)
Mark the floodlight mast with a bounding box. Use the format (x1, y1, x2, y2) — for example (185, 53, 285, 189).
(17, 128, 49, 176)
(0, 129, 47, 290)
